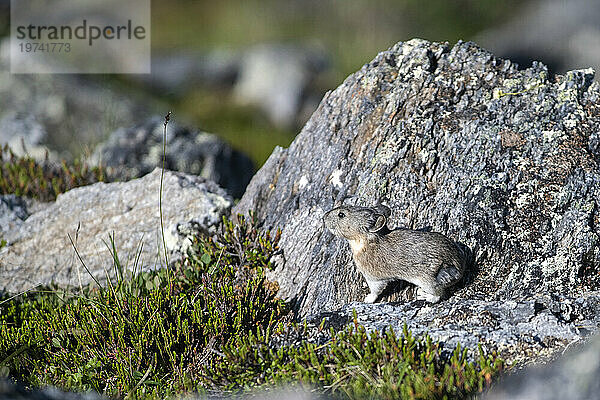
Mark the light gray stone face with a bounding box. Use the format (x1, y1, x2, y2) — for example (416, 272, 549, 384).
(313, 293, 600, 365)
(0, 169, 232, 293)
(234, 39, 600, 363)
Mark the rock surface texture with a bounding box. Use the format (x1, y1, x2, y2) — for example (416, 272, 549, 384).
(92, 117, 254, 198)
(0, 169, 232, 293)
(235, 39, 600, 362)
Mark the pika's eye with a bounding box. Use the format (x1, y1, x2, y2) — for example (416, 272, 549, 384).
(338, 211, 345, 218)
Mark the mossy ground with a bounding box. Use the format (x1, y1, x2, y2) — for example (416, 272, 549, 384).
(1, 212, 504, 399)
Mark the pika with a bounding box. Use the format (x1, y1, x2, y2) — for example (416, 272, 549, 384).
(323, 204, 466, 303)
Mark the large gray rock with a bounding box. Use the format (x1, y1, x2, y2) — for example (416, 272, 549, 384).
(233, 44, 329, 129)
(91, 117, 254, 198)
(234, 39, 600, 362)
(314, 292, 600, 364)
(484, 334, 600, 400)
(0, 169, 232, 293)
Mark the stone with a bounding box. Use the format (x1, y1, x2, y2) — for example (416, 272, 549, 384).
(234, 39, 600, 363)
(233, 44, 329, 129)
(483, 334, 600, 400)
(312, 292, 600, 365)
(0, 169, 232, 293)
(91, 116, 255, 198)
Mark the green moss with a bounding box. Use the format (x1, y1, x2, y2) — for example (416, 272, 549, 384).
(0, 215, 504, 399)
(0, 145, 106, 202)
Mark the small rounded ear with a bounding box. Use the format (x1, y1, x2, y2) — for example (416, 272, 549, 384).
(374, 204, 391, 218)
(368, 214, 387, 232)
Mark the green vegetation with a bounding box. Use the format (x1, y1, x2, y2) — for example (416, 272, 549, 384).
(0, 145, 105, 202)
(0, 215, 285, 398)
(206, 322, 503, 399)
(0, 214, 504, 399)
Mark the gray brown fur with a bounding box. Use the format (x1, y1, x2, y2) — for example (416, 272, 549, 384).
(323, 204, 466, 303)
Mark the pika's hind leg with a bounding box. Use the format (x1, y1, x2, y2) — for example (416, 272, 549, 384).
(364, 278, 389, 304)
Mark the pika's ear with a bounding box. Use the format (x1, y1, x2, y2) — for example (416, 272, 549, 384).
(368, 214, 387, 232)
(374, 204, 391, 218)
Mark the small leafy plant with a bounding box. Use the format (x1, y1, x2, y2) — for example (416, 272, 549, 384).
(0, 145, 105, 201)
(0, 214, 286, 398)
(202, 317, 503, 399)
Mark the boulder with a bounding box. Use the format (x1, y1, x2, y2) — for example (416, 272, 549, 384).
(233, 44, 329, 129)
(0, 169, 232, 293)
(234, 39, 600, 362)
(91, 117, 254, 198)
(314, 292, 600, 364)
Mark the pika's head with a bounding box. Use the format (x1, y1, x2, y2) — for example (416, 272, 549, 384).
(323, 205, 391, 240)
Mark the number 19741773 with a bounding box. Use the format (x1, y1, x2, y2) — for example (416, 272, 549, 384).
(19, 42, 71, 53)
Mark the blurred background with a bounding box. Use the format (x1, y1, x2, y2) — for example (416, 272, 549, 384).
(0, 0, 598, 181)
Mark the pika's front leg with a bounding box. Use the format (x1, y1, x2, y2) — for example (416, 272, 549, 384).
(364, 278, 389, 303)
(416, 285, 444, 303)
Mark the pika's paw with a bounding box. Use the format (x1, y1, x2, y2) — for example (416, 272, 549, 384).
(364, 293, 378, 303)
(416, 288, 441, 303)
